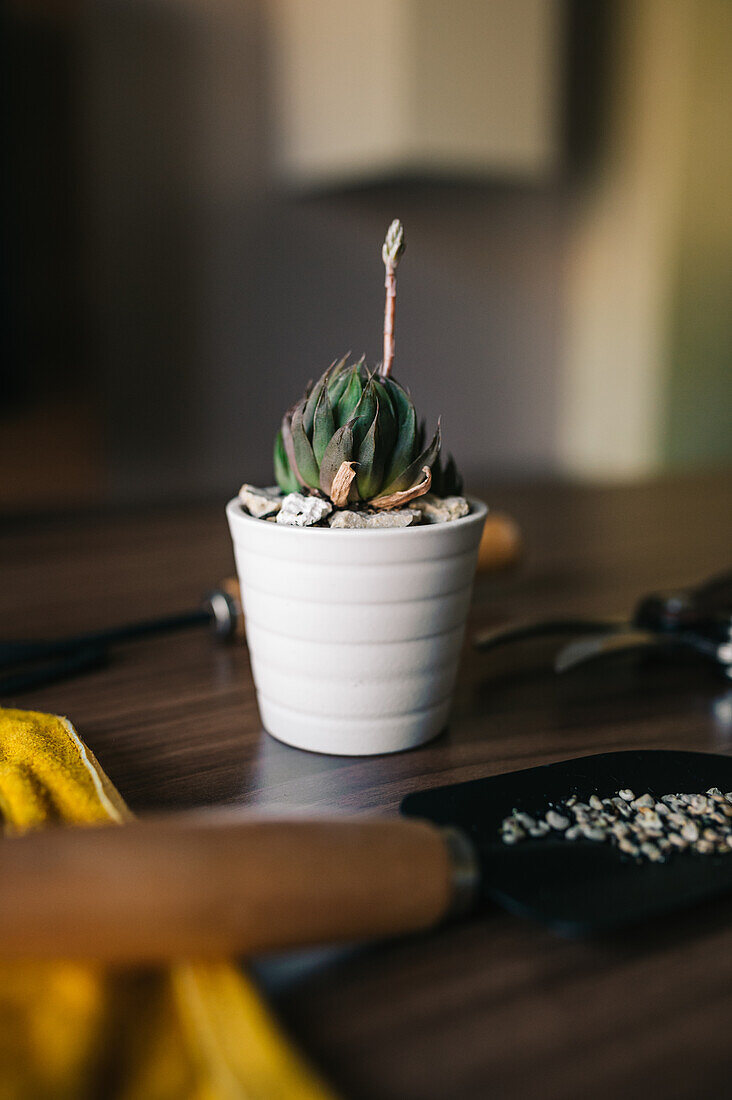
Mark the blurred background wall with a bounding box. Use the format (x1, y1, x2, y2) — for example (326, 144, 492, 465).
(3, 0, 730, 511)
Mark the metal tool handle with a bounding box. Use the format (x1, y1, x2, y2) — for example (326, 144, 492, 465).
(0, 581, 244, 695)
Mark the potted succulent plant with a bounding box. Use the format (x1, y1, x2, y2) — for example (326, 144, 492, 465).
(227, 221, 487, 755)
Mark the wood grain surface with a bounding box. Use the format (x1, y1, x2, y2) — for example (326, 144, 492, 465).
(2, 473, 731, 1099)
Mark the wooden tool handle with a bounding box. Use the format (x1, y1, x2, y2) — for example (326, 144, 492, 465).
(477, 512, 522, 573)
(0, 814, 459, 961)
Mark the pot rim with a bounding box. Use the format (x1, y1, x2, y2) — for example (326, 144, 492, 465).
(226, 495, 488, 538)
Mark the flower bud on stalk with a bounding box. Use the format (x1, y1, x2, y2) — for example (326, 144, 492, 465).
(273, 221, 461, 510)
(380, 218, 405, 380)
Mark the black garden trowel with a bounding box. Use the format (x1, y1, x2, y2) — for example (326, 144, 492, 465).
(401, 749, 732, 936)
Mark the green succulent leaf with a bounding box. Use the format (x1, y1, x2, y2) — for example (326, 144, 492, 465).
(318, 423, 355, 496)
(349, 379, 378, 450)
(312, 383, 336, 465)
(327, 363, 351, 409)
(336, 365, 364, 426)
(280, 408, 306, 488)
(328, 353, 349, 383)
(381, 422, 441, 495)
(290, 401, 321, 490)
(274, 430, 300, 495)
(371, 379, 397, 458)
(302, 378, 323, 437)
(356, 401, 385, 499)
(381, 379, 418, 488)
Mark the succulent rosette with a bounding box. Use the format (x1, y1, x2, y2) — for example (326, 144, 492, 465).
(275, 358, 453, 508)
(274, 220, 461, 511)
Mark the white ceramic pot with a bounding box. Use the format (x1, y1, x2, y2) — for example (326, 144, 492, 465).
(226, 497, 487, 755)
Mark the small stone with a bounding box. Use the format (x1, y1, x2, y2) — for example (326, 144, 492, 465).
(413, 493, 470, 524)
(239, 483, 283, 518)
(497, 783, 732, 864)
(636, 811, 663, 833)
(357, 508, 417, 528)
(277, 493, 333, 527)
(329, 508, 419, 529)
(327, 511, 368, 529)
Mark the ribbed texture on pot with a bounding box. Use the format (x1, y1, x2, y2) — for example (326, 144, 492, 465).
(227, 499, 487, 755)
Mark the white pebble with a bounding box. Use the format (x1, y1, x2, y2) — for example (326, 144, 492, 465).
(277, 493, 332, 527)
(239, 483, 283, 518)
(415, 494, 470, 524)
(329, 508, 419, 529)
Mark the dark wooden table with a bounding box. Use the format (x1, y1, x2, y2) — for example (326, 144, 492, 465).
(3, 474, 732, 1099)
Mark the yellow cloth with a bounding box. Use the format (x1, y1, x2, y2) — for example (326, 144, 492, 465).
(0, 707, 336, 1100)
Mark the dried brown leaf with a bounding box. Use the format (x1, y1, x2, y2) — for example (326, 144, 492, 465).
(330, 461, 358, 507)
(371, 466, 432, 510)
